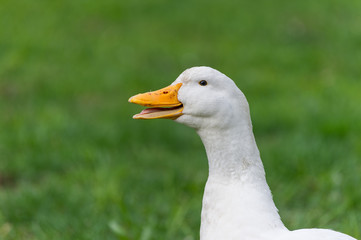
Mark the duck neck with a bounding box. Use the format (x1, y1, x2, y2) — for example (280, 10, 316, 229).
(198, 121, 262, 180)
(197, 120, 286, 239)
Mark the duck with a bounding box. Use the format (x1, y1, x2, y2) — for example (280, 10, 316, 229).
(128, 66, 356, 240)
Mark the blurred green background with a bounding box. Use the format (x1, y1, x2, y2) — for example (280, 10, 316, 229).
(0, 0, 360, 239)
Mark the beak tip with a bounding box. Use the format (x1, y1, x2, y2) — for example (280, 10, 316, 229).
(132, 114, 140, 119)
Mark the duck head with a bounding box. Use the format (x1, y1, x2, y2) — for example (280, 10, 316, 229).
(129, 66, 250, 130)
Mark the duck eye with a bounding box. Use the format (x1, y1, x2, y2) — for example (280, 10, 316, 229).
(199, 80, 208, 86)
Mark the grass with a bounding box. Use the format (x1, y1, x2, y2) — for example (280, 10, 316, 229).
(0, 0, 361, 239)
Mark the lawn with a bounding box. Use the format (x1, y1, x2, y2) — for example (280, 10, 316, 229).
(0, 0, 360, 239)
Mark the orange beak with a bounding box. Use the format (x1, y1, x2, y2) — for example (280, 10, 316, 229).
(128, 83, 183, 120)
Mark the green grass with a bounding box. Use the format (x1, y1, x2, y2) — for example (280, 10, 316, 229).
(1, 0, 361, 239)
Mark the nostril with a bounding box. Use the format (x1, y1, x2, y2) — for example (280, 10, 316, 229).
(163, 91, 168, 94)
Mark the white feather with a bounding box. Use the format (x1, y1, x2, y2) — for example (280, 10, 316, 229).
(171, 66, 356, 240)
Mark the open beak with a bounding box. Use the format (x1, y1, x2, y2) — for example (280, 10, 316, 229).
(128, 83, 183, 120)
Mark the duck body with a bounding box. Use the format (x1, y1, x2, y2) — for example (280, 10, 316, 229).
(196, 124, 355, 240)
(129, 66, 357, 240)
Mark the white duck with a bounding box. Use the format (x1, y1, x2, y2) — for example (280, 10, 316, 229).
(129, 66, 356, 240)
